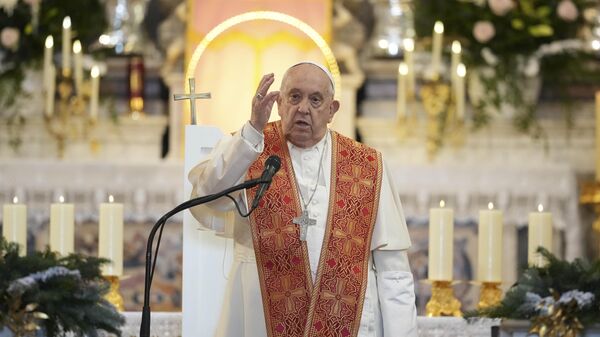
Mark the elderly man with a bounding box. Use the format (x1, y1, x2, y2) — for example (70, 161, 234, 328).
(189, 62, 417, 337)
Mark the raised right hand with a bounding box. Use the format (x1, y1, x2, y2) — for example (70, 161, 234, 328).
(250, 73, 279, 133)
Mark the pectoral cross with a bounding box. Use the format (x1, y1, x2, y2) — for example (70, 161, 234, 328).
(293, 210, 316, 241)
(173, 78, 211, 125)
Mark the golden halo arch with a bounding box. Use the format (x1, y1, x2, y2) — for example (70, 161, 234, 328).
(185, 10, 341, 100)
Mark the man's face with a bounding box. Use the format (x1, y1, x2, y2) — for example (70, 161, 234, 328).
(277, 64, 339, 148)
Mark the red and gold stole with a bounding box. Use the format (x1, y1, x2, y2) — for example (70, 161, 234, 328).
(246, 121, 383, 337)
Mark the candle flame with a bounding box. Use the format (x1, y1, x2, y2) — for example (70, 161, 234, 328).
(399, 62, 408, 75)
(377, 39, 389, 49)
(59, 195, 65, 203)
(91, 65, 100, 78)
(538, 204, 544, 212)
(457, 63, 466, 77)
(72, 40, 81, 54)
(13, 196, 18, 204)
(592, 40, 600, 51)
(45, 35, 54, 49)
(62, 16, 71, 29)
(403, 38, 414, 52)
(434, 21, 444, 34)
(451, 40, 461, 54)
(488, 202, 494, 210)
(99, 34, 111, 45)
(439, 200, 445, 208)
(109, 195, 114, 203)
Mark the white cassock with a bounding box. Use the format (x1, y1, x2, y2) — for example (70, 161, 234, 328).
(189, 122, 418, 337)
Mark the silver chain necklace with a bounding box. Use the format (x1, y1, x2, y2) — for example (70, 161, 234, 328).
(293, 133, 328, 241)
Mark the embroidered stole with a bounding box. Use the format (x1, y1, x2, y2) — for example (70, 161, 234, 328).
(246, 121, 382, 337)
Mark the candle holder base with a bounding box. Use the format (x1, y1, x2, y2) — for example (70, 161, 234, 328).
(477, 281, 502, 309)
(425, 280, 462, 317)
(104, 275, 124, 311)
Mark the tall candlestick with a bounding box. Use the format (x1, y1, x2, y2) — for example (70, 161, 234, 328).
(451, 41, 461, 89)
(595, 91, 600, 181)
(429, 200, 454, 281)
(478, 203, 503, 282)
(528, 204, 553, 267)
(3, 197, 27, 256)
(90, 65, 100, 120)
(455, 63, 466, 120)
(45, 65, 56, 117)
(397, 62, 408, 120)
(62, 16, 72, 77)
(73, 40, 83, 93)
(50, 196, 74, 255)
(431, 21, 444, 80)
(403, 38, 415, 100)
(43, 35, 54, 92)
(99, 195, 124, 276)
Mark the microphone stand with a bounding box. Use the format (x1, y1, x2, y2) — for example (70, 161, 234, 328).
(140, 178, 265, 337)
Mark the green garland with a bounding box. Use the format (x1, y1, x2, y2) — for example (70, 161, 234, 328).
(468, 248, 600, 334)
(0, 237, 124, 337)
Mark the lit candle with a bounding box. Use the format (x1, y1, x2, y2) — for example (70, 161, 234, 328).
(429, 200, 454, 281)
(99, 195, 124, 276)
(45, 65, 56, 117)
(62, 16, 72, 77)
(431, 21, 444, 80)
(403, 38, 415, 100)
(478, 202, 503, 282)
(50, 196, 74, 255)
(397, 62, 408, 120)
(2, 197, 27, 256)
(72, 40, 83, 93)
(451, 41, 461, 89)
(596, 91, 600, 181)
(528, 204, 553, 267)
(90, 65, 100, 120)
(455, 63, 466, 120)
(43, 35, 54, 92)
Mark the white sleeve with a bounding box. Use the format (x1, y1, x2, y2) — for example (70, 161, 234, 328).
(371, 158, 411, 251)
(187, 121, 264, 235)
(373, 250, 418, 337)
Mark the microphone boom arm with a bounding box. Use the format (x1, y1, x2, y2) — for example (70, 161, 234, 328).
(140, 177, 265, 337)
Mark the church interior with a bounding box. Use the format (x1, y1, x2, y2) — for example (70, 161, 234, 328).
(2, 0, 600, 335)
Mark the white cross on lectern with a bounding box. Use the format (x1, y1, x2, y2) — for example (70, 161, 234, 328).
(173, 78, 211, 125)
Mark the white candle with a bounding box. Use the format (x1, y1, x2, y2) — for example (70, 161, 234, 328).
(528, 204, 553, 267)
(73, 40, 83, 93)
(397, 62, 408, 120)
(455, 63, 466, 120)
(595, 91, 600, 181)
(2, 197, 27, 256)
(451, 41, 462, 89)
(43, 35, 54, 92)
(431, 21, 444, 80)
(429, 200, 454, 281)
(403, 38, 415, 100)
(62, 17, 72, 77)
(99, 195, 124, 276)
(45, 65, 56, 117)
(50, 196, 74, 255)
(90, 65, 100, 120)
(478, 202, 503, 282)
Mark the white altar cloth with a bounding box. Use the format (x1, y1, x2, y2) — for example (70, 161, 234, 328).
(118, 312, 499, 337)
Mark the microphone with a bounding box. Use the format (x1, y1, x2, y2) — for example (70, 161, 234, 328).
(251, 155, 281, 209)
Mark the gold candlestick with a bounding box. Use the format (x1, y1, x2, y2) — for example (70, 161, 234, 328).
(478, 281, 502, 309)
(580, 181, 600, 258)
(420, 80, 451, 159)
(425, 280, 462, 317)
(104, 275, 124, 311)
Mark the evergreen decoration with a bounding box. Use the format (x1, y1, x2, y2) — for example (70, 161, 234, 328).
(468, 248, 600, 336)
(0, 237, 125, 337)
